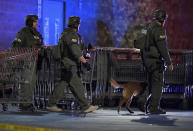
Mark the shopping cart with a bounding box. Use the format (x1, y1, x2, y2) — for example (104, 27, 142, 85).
(0, 48, 38, 111)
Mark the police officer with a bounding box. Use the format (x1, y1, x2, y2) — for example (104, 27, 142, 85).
(137, 9, 173, 114)
(46, 16, 98, 113)
(11, 15, 43, 111)
(12, 15, 43, 48)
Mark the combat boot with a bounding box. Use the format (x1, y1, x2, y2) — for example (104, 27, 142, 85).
(148, 106, 166, 114)
(46, 106, 62, 112)
(137, 101, 145, 112)
(83, 105, 99, 113)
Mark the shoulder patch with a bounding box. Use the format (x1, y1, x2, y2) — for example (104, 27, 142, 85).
(59, 34, 63, 40)
(14, 38, 22, 43)
(33, 35, 40, 40)
(72, 38, 77, 43)
(160, 35, 165, 39)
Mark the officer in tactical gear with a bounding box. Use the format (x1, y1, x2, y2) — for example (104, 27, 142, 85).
(11, 15, 43, 111)
(46, 16, 98, 113)
(12, 15, 43, 48)
(137, 9, 173, 114)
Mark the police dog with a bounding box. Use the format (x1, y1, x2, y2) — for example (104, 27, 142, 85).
(110, 78, 146, 114)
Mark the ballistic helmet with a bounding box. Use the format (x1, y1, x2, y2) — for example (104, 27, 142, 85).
(67, 16, 81, 29)
(153, 9, 167, 23)
(25, 15, 38, 27)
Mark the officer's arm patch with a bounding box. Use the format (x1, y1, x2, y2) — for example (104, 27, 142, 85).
(141, 29, 147, 34)
(160, 35, 165, 39)
(72, 38, 77, 43)
(59, 35, 63, 40)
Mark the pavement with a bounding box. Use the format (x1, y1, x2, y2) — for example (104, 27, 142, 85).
(0, 105, 193, 131)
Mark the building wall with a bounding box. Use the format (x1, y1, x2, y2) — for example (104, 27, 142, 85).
(67, 0, 193, 49)
(165, 0, 193, 49)
(111, 0, 193, 49)
(0, 0, 193, 50)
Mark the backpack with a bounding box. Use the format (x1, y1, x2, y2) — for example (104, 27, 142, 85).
(134, 24, 151, 51)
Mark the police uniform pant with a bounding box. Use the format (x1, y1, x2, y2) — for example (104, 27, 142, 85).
(48, 66, 89, 110)
(20, 70, 37, 107)
(148, 69, 164, 110)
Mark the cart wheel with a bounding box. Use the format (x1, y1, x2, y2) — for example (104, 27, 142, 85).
(11, 103, 17, 106)
(2, 104, 8, 111)
(179, 99, 189, 110)
(31, 106, 37, 112)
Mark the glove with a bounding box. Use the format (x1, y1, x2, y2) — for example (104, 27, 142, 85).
(83, 62, 91, 71)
